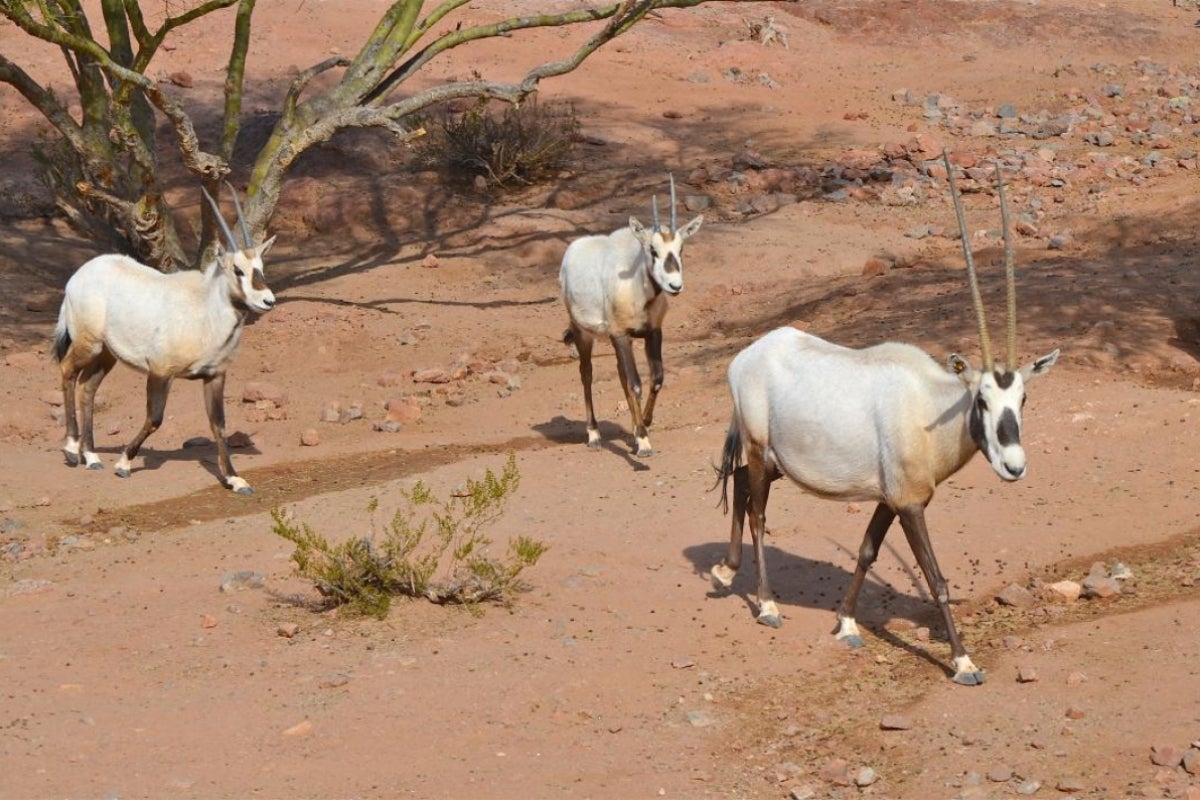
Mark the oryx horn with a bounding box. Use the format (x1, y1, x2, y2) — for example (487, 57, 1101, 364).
(223, 179, 253, 249)
(994, 162, 1018, 371)
(652, 194, 661, 232)
(669, 173, 678, 234)
(943, 150, 994, 372)
(201, 185, 240, 253)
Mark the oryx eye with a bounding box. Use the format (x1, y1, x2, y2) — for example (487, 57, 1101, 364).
(650, 247, 659, 260)
(234, 267, 245, 278)
(975, 396, 988, 413)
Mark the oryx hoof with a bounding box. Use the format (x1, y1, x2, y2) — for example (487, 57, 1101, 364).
(634, 439, 654, 458)
(838, 634, 865, 649)
(64, 451, 79, 467)
(952, 670, 986, 686)
(756, 612, 782, 629)
(87, 462, 105, 471)
(227, 476, 253, 495)
(586, 439, 602, 451)
(709, 563, 735, 591)
(114, 467, 130, 478)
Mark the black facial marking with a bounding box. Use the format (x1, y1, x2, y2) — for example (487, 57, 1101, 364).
(996, 407, 1021, 447)
(994, 370, 1016, 389)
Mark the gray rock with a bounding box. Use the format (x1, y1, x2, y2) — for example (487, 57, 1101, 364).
(220, 571, 266, 593)
(996, 583, 1037, 608)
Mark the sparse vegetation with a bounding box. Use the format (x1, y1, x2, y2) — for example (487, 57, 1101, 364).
(415, 99, 580, 191)
(271, 454, 546, 618)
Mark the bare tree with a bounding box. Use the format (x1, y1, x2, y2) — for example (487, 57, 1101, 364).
(0, 0, 722, 270)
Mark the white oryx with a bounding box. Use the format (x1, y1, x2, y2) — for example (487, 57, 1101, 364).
(711, 156, 1059, 685)
(559, 175, 703, 457)
(52, 182, 276, 494)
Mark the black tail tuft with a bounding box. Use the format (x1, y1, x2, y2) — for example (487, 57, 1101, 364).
(562, 327, 575, 346)
(712, 421, 743, 514)
(52, 326, 71, 363)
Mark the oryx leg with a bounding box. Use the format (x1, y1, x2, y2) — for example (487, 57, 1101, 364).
(710, 462, 750, 591)
(611, 333, 651, 457)
(897, 505, 985, 686)
(59, 355, 84, 467)
(834, 503, 896, 647)
(572, 324, 601, 450)
(204, 372, 251, 494)
(641, 328, 664, 429)
(76, 350, 117, 470)
(746, 444, 780, 627)
(115, 374, 171, 478)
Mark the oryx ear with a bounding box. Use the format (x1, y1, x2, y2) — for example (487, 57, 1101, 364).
(628, 216, 651, 244)
(255, 235, 277, 261)
(947, 353, 977, 383)
(1020, 348, 1060, 381)
(678, 215, 703, 239)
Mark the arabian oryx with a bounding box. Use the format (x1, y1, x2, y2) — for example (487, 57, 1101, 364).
(711, 156, 1059, 685)
(52, 183, 276, 494)
(559, 175, 703, 457)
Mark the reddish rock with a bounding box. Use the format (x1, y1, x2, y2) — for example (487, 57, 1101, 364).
(166, 71, 193, 88)
(412, 367, 451, 384)
(385, 397, 422, 424)
(226, 431, 254, 448)
(1150, 744, 1184, 767)
(818, 758, 852, 786)
(862, 257, 891, 278)
(300, 428, 320, 446)
(242, 381, 287, 406)
(879, 714, 913, 730)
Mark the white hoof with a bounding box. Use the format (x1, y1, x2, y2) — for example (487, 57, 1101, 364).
(634, 436, 653, 458)
(757, 599, 781, 628)
(586, 429, 601, 450)
(952, 655, 985, 686)
(63, 438, 81, 466)
(710, 562, 736, 590)
(835, 615, 864, 647)
(227, 476, 253, 495)
(84, 452, 104, 470)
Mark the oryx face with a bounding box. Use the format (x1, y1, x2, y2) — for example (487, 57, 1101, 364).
(221, 238, 277, 315)
(629, 214, 703, 296)
(952, 350, 1060, 482)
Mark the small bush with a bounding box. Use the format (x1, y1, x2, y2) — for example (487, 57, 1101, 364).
(414, 98, 579, 191)
(272, 454, 546, 618)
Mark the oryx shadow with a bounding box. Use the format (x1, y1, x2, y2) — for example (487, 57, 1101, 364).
(69, 439, 264, 486)
(532, 415, 651, 472)
(683, 539, 957, 678)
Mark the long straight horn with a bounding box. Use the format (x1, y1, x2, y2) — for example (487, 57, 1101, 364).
(223, 179, 253, 249)
(994, 162, 1018, 371)
(669, 173, 678, 234)
(652, 194, 661, 232)
(201, 185, 239, 253)
(943, 150, 994, 372)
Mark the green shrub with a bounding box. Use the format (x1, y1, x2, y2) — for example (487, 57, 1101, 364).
(415, 98, 579, 190)
(272, 454, 546, 618)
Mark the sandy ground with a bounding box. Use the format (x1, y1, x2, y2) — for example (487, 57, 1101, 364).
(2, 1, 1200, 797)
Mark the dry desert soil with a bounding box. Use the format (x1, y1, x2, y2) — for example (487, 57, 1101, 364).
(2, 1, 1200, 798)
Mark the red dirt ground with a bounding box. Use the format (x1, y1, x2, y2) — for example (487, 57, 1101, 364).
(2, 1, 1200, 798)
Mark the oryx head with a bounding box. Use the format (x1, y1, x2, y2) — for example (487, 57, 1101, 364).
(202, 181, 277, 315)
(944, 154, 1059, 482)
(628, 174, 703, 296)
